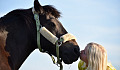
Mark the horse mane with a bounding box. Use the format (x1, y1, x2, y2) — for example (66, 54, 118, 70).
(43, 5, 61, 18)
(0, 29, 10, 58)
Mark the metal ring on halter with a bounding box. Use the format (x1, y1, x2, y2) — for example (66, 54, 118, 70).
(57, 37, 64, 47)
(57, 41, 62, 47)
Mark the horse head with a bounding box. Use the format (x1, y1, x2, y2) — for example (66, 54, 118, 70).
(33, 0, 80, 64)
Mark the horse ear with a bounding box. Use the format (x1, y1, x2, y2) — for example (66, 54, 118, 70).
(34, 0, 43, 14)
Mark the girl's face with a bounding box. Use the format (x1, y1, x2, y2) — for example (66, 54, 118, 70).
(80, 46, 88, 65)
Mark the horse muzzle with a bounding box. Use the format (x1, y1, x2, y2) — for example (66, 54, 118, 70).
(60, 42, 80, 64)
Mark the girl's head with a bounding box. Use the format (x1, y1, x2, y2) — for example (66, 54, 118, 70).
(80, 42, 107, 70)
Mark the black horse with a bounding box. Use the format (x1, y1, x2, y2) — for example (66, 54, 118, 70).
(0, 0, 80, 70)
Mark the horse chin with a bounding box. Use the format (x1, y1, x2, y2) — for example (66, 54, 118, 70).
(62, 55, 74, 64)
(61, 51, 80, 64)
(62, 57, 72, 64)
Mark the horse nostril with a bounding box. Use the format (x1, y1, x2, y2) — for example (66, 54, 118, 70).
(74, 47, 80, 55)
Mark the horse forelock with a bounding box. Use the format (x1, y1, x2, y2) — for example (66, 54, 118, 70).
(43, 5, 61, 18)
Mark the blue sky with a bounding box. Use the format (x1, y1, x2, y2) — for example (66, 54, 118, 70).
(0, 0, 120, 70)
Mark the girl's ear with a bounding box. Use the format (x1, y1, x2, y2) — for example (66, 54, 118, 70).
(34, 0, 43, 14)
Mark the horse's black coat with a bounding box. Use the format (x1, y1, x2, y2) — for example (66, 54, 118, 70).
(0, 0, 80, 70)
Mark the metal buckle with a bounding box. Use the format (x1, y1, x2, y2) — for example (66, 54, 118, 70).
(57, 41, 62, 47)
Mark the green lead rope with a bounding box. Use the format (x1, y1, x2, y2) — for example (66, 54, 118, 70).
(56, 43, 63, 70)
(56, 38, 64, 70)
(50, 38, 63, 70)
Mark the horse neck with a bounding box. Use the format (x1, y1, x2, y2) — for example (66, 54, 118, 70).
(1, 8, 37, 70)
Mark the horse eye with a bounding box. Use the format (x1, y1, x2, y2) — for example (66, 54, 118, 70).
(49, 22, 55, 27)
(46, 19, 56, 27)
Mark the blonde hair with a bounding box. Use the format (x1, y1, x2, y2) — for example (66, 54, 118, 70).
(86, 43, 107, 70)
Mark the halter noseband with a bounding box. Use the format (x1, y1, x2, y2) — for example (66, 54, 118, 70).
(32, 7, 76, 70)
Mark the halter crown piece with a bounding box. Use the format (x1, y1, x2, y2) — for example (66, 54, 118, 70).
(32, 7, 77, 70)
